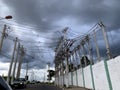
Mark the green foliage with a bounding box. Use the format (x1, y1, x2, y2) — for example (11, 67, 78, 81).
(47, 70, 55, 80)
(81, 56, 90, 67)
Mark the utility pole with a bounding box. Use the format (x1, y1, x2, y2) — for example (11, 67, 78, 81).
(56, 64, 59, 86)
(85, 35, 94, 64)
(74, 51, 78, 86)
(81, 40, 87, 67)
(25, 60, 28, 80)
(98, 22, 112, 59)
(74, 50, 79, 66)
(66, 56, 69, 87)
(77, 48, 82, 67)
(0, 25, 7, 52)
(55, 27, 68, 56)
(77, 47, 85, 88)
(54, 27, 68, 87)
(93, 30, 101, 61)
(54, 61, 58, 86)
(61, 59, 64, 87)
(12, 42, 20, 81)
(47, 62, 50, 71)
(7, 37, 18, 84)
(69, 55, 73, 86)
(72, 54, 75, 70)
(16, 45, 25, 79)
(44, 73, 46, 83)
(47, 62, 50, 82)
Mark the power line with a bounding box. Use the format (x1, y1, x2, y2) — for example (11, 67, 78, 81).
(0, 20, 62, 31)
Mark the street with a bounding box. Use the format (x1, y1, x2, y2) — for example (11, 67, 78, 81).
(14, 84, 62, 90)
(14, 84, 90, 90)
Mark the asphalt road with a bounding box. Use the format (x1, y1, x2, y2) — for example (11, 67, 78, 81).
(14, 84, 62, 90)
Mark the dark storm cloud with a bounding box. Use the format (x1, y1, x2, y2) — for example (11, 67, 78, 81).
(2, 0, 63, 32)
(2, 0, 120, 31)
(22, 60, 46, 70)
(0, 29, 15, 62)
(1, 0, 120, 69)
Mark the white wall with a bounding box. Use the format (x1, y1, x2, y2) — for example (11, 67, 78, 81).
(55, 77, 58, 85)
(92, 61, 109, 90)
(68, 72, 72, 85)
(107, 56, 120, 90)
(73, 71, 77, 86)
(84, 65, 93, 89)
(77, 69, 84, 87)
(59, 76, 63, 86)
(64, 74, 67, 86)
(55, 55, 120, 90)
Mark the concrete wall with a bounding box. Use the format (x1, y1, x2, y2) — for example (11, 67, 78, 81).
(92, 61, 109, 90)
(68, 72, 72, 86)
(55, 56, 120, 90)
(84, 65, 93, 89)
(107, 56, 120, 90)
(64, 74, 67, 86)
(73, 71, 77, 86)
(77, 69, 84, 87)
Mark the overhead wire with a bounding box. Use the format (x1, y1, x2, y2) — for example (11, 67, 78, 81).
(0, 19, 100, 62)
(0, 20, 64, 40)
(0, 50, 11, 59)
(73, 23, 99, 41)
(0, 22, 63, 51)
(0, 20, 61, 31)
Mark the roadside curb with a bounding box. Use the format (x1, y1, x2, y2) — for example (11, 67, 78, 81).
(57, 86, 91, 90)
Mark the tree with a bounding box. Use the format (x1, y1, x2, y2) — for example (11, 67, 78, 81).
(81, 56, 90, 67)
(69, 63, 74, 72)
(47, 70, 55, 80)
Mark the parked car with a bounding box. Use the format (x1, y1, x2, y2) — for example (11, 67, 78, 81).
(30, 80, 36, 84)
(11, 78, 26, 89)
(0, 76, 12, 90)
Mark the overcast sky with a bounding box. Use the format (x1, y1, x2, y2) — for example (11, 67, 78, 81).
(0, 0, 120, 80)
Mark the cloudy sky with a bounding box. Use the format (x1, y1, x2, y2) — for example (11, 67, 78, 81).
(0, 0, 120, 81)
